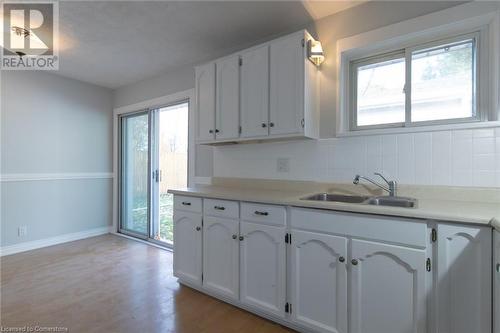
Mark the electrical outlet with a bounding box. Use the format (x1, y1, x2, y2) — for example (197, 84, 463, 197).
(18, 225, 28, 237)
(277, 158, 290, 173)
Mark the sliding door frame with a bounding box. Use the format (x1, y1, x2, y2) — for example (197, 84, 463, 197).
(117, 109, 152, 240)
(113, 89, 196, 245)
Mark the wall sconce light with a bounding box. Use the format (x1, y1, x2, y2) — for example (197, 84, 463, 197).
(307, 39, 325, 66)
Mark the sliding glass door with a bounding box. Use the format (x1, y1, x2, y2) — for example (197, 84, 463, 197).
(119, 111, 150, 238)
(119, 101, 189, 246)
(151, 102, 189, 245)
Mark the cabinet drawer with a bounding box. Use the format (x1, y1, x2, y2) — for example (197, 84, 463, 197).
(241, 202, 286, 226)
(203, 199, 239, 219)
(174, 195, 202, 213)
(291, 207, 427, 248)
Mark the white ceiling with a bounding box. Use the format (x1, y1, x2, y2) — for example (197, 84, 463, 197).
(51, 1, 365, 89)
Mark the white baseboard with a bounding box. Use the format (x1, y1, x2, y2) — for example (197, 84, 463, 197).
(0, 226, 110, 256)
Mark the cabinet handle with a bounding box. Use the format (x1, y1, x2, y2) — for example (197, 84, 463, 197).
(232, 234, 237, 240)
(215, 129, 220, 133)
(239, 236, 244, 241)
(269, 122, 275, 127)
(182, 202, 191, 206)
(195, 226, 201, 231)
(209, 130, 214, 134)
(339, 256, 345, 263)
(261, 123, 267, 128)
(254, 211, 268, 216)
(214, 206, 225, 211)
(351, 259, 358, 266)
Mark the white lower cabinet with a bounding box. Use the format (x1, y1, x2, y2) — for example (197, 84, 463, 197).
(494, 230, 500, 333)
(290, 230, 348, 333)
(172, 195, 493, 333)
(202, 216, 239, 300)
(173, 211, 203, 285)
(350, 239, 427, 333)
(436, 224, 492, 333)
(239, 221, 286, 317)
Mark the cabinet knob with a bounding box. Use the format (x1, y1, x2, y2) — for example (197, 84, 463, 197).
(269, 122, 275, 127)
(239, 236, 244, 241)
(351, 259, 358, 266)
(209, 129, 214, 134)
(261, 123, 267, 128)
(232, 234, 237, 240)
(215, 129, 220, 133)
(195, 226, 201, 231)
(339, 256, 345, 263)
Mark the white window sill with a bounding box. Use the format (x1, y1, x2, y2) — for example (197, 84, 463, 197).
(336, 120, 500, 137)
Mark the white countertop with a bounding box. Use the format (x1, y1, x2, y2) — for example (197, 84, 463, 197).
(168, 181, 500, 230)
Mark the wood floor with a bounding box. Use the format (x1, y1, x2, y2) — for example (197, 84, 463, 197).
(1, 234, 295, 333)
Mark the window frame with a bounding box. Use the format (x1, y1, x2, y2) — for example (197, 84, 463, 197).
(349, 32, 481, 131)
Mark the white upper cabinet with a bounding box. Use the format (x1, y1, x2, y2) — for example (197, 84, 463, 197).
(436, 224, 491, 333)
(195, 63, 216, 142)
(240, 45, 269, 138)
(350, 239, 427, 333)
(216, 56, 240, 140)
(291, 230, 348, 333)
(194, 29, 319, 144)
(239, 221, 286, 317)
(269, 31, 306, 136)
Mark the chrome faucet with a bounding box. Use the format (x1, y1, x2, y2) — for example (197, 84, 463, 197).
(353, 172, 397, 197)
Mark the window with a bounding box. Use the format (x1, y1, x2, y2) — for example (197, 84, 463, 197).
(350, 34, 478, 130)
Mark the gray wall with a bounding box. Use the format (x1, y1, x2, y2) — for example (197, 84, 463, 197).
(1, 71, 113, 247)
(113, 1, 464, 180)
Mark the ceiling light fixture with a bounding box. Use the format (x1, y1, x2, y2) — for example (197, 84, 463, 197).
(307, 39, 325, 66)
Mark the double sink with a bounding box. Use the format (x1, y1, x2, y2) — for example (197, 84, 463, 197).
(301, 193, 417, 208)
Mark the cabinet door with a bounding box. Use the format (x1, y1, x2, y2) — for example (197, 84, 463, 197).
(240, 221, 285, 317)
(195, 63, 216, 141)
(291, 230, 348, 333)
(269, 32, 305, 136)
(216, 56, 240, 140)
(436, 224, 491, 333)
(240, 45, 269, 138)
(173, 211, 202, 285)
(350, 239, 427, 333)
(495, 231, 500, 333)
(203, 216, 239, 300)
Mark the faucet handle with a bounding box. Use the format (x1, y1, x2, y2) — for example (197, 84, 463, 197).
(374, 172, 390, 185)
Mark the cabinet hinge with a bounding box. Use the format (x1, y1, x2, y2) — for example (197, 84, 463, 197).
(301, 118, 305, 128)
(239, 126, 242, 134)
(202, 219, 204, 226)
(285, 233, 291, 244)
(431, 228, 437, 242)
(301, 38, 305, 47)
(285, 302, 291, 313)
(239, 58, 242, 66)
(426, 258, 431, 272)
(202, 273, 204, 281)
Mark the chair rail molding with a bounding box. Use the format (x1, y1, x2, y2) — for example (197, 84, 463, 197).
(0, 172, 114, 182)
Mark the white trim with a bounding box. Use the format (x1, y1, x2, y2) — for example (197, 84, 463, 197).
(0, 172, 114, 182)
(336, 2, 500, 136)
(0, 226, 110, 256)
(112, 88, 196, 236)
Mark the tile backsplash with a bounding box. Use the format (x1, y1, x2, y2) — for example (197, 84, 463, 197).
(213, 127, 500, 188)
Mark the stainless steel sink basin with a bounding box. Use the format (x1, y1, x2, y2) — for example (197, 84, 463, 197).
(301, 193, 417, 208)
(364, 196, 417, 208)
(301, 193, 370, 204)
